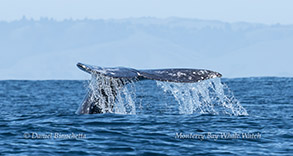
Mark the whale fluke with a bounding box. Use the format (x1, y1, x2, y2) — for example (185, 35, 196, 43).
(76, 62, 222, 114)
(77, 63, 222, 83)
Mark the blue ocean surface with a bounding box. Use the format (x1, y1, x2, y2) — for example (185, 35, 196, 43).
(0, 77, 292, 155)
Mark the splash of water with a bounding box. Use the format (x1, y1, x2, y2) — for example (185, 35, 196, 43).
(156, 78, 248, 116)
(87, 74, 136, 114)
(87, 74, 247, 116)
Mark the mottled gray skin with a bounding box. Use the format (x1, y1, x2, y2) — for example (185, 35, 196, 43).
(76, 63, 222, 114)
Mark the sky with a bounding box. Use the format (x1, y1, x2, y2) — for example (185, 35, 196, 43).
(0, 0, 292, 79)
(0, 0, 293, 24)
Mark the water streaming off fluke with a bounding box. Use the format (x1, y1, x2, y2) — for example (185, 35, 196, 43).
(77, 74, 137, 114)
(156, 78, 248, 116)
(80, 73, 248, 116)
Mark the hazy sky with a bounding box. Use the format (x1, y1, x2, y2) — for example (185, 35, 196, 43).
(0, 0, 293, 24)
(0, 0, 292, 79)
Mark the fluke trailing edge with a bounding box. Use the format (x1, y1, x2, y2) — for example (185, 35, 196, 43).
(76, 62, 222, 114)
(77, 63, 222, 83)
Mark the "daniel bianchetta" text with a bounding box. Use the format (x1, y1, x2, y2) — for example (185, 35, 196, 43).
(23, 132, 86, 139)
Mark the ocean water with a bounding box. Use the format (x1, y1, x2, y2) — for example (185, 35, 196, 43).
(0, 77, 292, 155)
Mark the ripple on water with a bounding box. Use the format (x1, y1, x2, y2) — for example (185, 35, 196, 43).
(0, 78, 292, 155)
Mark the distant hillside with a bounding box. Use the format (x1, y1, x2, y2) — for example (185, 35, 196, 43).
(0, 17, 292, 79)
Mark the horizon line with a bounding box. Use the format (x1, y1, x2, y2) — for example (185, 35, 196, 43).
(0, 76, 292, 81)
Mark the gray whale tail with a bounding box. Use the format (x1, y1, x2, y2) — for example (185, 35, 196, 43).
(76, 62, 222, 114)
